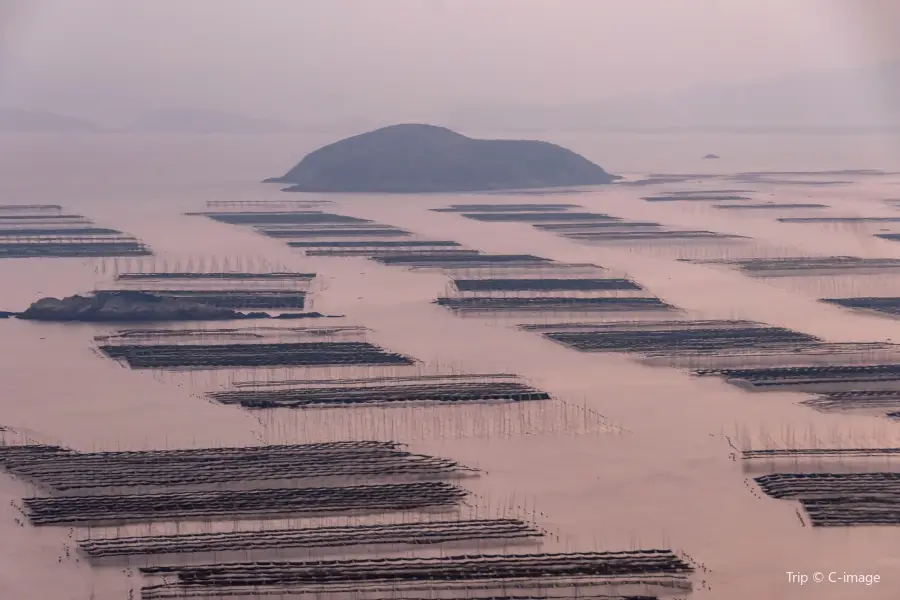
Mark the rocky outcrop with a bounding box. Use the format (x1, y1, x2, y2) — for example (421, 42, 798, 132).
(17, 291, 244, 322)
(266, 123, 620, 193)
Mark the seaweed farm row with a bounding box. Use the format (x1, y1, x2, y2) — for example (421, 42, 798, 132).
(755, 472, 900, 526)
(436, 296, 674, 313)
(526, 320, 821, 356)
(78, 518, 544, 560)
(95, 288, 308, 309)
(99, 340, 416, 369)
(23, 481, 468, 525)
(682, 256, 900, 277)
(209, 374, 551, 409)
(823, 296, 900, 317)
(433, 201, 744, 245)
(193, 205, 678, 315)
(0, 440, 477, 493)
(138, 550, 693, 600)
(0, 203, 151, 258)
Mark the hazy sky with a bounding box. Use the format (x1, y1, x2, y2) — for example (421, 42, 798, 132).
(1, 0, 899, 125)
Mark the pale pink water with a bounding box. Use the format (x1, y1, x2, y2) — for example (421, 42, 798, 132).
(1, 132, 900, 599)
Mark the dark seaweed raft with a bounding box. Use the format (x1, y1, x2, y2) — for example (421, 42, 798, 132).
(688, 256, 900, 276)
(0, 205, 152, 258)
(755, 473, 900, 526)
(533, 221, 661, 230)
(641, 193, 751, 202)
(371, 252, 552, 267)
(436, 297, 674, 313)
(714, 203, 828, 210)
(0, 239, 151, 258)
(2, 441, 475, 492)
(259, 227, 411, 238)
(0, 227, 123, 237)
(116, 272, 316, 281)
(460, 212, 620, 223)
(139, 550, 692, 598)
(287, 240, 461, 248)
(561, 230, 743, 241)
(453, 278, 643, 292)
(98, 341, 416, 369)
(694, 364, 900, 388)
(24, 481, 467, 526)
(542, 322, 819, 353)
(94, 289, 307, 310)
(79, 518, 540, 559)
(803, 391, 900, 412)
(780, 217, 900, 223)
(822, 297, 900, 316)
(0, 204, 63, 213)
(431, 203, 582, 213)
(0, 444, 71, 467)
(209, 378, 551, 409)
(196, 211, 372, 225)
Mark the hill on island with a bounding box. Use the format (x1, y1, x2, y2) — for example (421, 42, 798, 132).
(0, 109, 102, 133)
(265, 124, 619, 193)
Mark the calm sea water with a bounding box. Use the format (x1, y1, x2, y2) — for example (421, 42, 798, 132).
(1, 130, 900, 600)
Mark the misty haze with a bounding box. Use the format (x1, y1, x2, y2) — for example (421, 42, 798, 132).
(1, 2, 900, 600)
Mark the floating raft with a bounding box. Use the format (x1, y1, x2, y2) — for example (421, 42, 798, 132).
(78, 518, 540, 559)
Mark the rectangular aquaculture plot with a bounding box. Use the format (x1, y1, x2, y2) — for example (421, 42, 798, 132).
(24, 481, 467, 526)
(544, 322, 819, 353)
(259, 227, 411, 238)
(822, 297, 900, 316)
(288, 240, 462, 248)
(0, 204, 63, 213)
(692, 257, 900, 276)
(79, 518, 541, 560)
(0, 444, 71, 466)
(755, 472, 900, 526)
(94, 289, 307, 309)
(209, 376, 551, 409)
(436, 297, 673, 313)
(694, 364, 900, 389)
(0, 240, 152, 258)
(0, 227, 123, 237)
(780, 217, 900, 223)
(138, 550, 692, 599)
(803, 391, 900, 412)
(460, 212, 620, 222)
(533, 221, 661, 231)
(98, 341, 417, 369)
(642, 194, 751, 202)
(744, 447, 900, 460)
(0, 214, 88, 221)
(561, 230, 743, 241)
(116, 272, 316, 281)
(2, 441, 475, 492)
(453, 278, 642, 292)
(199, 212, 372, 225)
(431, 203, 581, 212)
(714, 203, 828, 210)
(371, 252, 553, 268)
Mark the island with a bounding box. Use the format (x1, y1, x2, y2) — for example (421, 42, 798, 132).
(7, 291, 330, 322)
(265, 123, 620, 193)
(703, 154, 721, 159)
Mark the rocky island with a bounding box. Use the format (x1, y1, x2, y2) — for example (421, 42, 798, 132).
(7, 291, 329, 322)
(265, 123, 620, 193)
